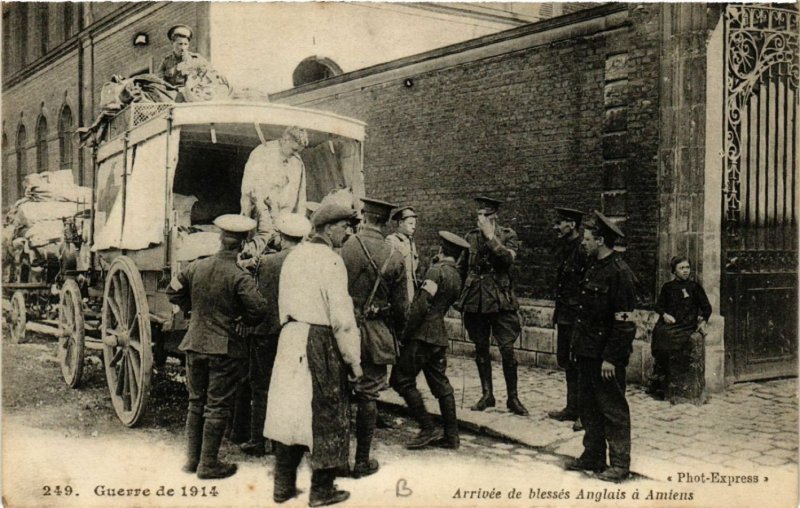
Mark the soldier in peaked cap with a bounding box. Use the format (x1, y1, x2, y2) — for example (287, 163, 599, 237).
(392, 231, 469, 450)
(158, 24, 209, 89)
(239, 213, 311, 457)
(549, 208, 590, 431)
(387, 206, 420, 306)
(458, 195, 529, 416)
(340, 197, 408, 478)
(565, 211, 637, 483)
(168, 214, 267, 480)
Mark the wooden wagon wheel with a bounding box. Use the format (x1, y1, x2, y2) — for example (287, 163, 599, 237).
(58, 279, 85, 388)
(101, 256, 153, 427)
(9, 291, 26, 344)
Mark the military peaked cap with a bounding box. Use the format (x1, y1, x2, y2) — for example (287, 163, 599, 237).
(276, 213, 311, 239)
(312, 204, 358, 228)
(361, 197, 397, 223)
(392, 206, 418, 221)
(167, 24, 193, 41)
(214, 214, 256, 235)
(592, 210, 625, 240)
(474, 195, 504, 213)
(439, 231, 470, 251)
(555, 207, 586, 225)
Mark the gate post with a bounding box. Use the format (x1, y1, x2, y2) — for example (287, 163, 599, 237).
(702, 17, 727, 393)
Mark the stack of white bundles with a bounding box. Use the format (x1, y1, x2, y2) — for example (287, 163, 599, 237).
(24, 170, 92, 204)
(16, 201, 86, 229)
(24, 220, 64, 248)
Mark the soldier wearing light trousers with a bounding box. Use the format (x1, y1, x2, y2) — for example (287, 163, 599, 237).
(566, 211, 637, 483)
(459, 196, 528, 416)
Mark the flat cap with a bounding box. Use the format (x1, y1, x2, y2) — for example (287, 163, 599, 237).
(276, 213, 312, 239)
(474, 195, 503, 213)
(439, 230, 470, 250)
(311, 203, 358, 228)
(214, 214, 256, 234)
(592, 210, 625, 240)
(392, 206, 418, 221)
(555, 207, 586, 224)
(167, 24, 193, 41)
(361, 197, 397, 223)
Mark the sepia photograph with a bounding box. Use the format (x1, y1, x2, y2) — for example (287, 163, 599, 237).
(1, 1, 797, 507)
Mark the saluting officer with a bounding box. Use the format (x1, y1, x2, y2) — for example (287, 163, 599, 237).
(459, 196, 528, 416)
(566, 211, 637, 483)
(168, 214, 268, 480)
(340, 197, 408, 478)
(392, 231, 470, 450)
(240, 213, 312, 457)
(386, 206, 420, 305)
(549, 208, 589, 432)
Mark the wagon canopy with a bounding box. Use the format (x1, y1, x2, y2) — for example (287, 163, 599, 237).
(91, 102, 366, 252)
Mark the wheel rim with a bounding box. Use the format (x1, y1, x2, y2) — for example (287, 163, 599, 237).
(10, 292, 25, 343)
(101, 257, 152, 427)
(58, 279, 85, 388)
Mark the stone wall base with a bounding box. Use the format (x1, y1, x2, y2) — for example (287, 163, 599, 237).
(446, 298, 726, 392)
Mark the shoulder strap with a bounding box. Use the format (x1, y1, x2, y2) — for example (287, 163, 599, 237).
(355, 235, 395, 310)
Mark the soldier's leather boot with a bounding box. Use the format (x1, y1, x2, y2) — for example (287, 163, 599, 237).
(436, 394, 460, 449)
(352, 400, 379, 478)
(273, 442, 303, 503)
(309, 469, 350, 507)
(240, 397, 268, 456)
(197, 418, 238, 480)
(182, 411, 204, 473)
(470, 355, 495, 411)
(402, 390, 443, 449)
(502, 358, 529, 416)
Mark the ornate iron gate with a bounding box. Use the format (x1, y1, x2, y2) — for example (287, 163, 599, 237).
(722, 4, 798, 381)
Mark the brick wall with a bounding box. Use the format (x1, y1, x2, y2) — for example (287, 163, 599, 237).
(2, 2, 209, 206)
(276, 4, 663, 303)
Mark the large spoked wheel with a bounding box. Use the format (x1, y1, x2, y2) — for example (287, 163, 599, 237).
(58, 279, 85, 388)
(101, 256, 153, 427)
(9, 291, 26, 343)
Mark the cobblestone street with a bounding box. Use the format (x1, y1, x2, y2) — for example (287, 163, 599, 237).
(380, 354, 799, 481)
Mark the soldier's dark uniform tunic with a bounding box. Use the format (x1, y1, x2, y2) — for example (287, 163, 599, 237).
(392, 258, 462, 399)
(572, 252, 637, 471)
(169, 250, 267, 421)
(554, 234, 589, 416)
(340, 225, 408, 399)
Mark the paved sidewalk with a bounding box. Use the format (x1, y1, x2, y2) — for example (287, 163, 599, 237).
(379, 354, 798, 481)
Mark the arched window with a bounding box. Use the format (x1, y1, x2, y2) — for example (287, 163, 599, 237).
(36, 115, 48, 173)
(59, 106, 74, 170)
(292, 56, 343, 87)
(16, 124, 27, 197)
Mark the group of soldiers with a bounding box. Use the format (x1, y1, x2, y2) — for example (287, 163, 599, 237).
(168, 183, 640, 507)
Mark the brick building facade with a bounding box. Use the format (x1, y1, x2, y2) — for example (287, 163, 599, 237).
(3, 3, 796, 389)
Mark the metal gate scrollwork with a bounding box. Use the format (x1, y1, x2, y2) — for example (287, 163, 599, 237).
(722, 4, 798, 381)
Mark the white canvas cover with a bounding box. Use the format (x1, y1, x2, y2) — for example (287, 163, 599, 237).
(93, 130, 180, 251)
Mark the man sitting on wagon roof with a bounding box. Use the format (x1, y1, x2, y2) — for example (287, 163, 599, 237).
(240, 126, 309, 257)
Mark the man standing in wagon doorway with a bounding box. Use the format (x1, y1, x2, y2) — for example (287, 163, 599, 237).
(240, 126, 310, 257)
